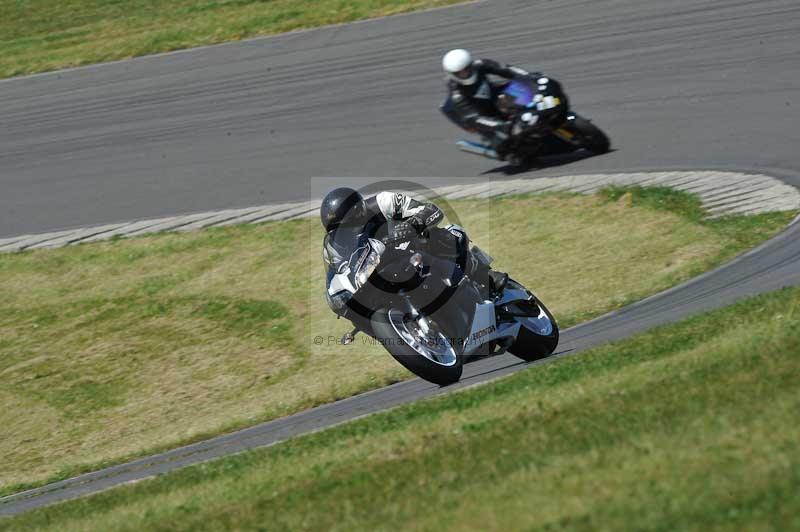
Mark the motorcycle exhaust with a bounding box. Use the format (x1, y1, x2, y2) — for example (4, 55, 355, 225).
(456, 139, 500, 160)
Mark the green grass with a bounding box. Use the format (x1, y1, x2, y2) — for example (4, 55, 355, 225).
(600, 184, 787, 252)
(0, 189, 793, 497)
(4, 285, 799, 531)
(0, 0, 464, 79)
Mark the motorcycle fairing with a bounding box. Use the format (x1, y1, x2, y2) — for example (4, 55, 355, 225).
(327, 236, 384, 297)
(496, 288, 532, 306)
(463, 302, 499, 354)
(461, 285, 533, 355)
(328, 266, 357, 296)
(462, 301, 522, 355)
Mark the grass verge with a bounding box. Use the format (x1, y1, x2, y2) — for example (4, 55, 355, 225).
(4, 284, 799, 530)
(0, 0, 464, 79)
(0, 189, 794, 496)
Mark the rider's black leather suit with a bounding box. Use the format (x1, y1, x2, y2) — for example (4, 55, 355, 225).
(441, 59, 535, 151)
(323, 191, 477, 321)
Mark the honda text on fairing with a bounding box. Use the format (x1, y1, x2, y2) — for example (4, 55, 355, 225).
(323, 190, 558, 385)
(440, 49, 610, 166)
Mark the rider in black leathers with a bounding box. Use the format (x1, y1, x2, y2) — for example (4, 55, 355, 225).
(440, 49, 545, 161)
(321, 187, 507, 321)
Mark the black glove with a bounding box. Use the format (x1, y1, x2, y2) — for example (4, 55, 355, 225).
(382, 221, 417, 245)
(407, 215, 426, 234)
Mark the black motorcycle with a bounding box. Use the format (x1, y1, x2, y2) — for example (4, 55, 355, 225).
(442, 76, 610, 164)
(327, 223, 559, 385)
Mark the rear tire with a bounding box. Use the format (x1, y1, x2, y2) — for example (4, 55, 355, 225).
(506, 283, 560, 362)
(371, 309, 463, 386)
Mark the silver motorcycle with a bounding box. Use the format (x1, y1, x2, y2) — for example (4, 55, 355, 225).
(328, 224, 559, 385)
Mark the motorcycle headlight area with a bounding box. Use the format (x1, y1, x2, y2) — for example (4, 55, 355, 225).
(355, 249, 381, 289)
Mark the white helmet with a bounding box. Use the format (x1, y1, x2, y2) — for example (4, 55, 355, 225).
(442, 49, 477, 86)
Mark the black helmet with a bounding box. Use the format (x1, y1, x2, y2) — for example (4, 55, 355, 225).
(320, 187, 367, 231)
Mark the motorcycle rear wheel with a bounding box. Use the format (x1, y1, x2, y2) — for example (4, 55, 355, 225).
(371, 308, 463, 386)
(562, 114, 610, 154)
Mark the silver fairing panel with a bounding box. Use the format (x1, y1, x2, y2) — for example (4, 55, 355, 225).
(462, 301, 521, 355)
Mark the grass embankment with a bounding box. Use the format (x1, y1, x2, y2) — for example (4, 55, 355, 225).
(0, 188, 793, 495)
(5, 285, 799, 530)
(0, 0, 463, 79)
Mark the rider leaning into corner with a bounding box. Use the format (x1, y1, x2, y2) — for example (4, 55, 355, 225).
(441, 49, 556, 165)
(321, 187, 508, 326)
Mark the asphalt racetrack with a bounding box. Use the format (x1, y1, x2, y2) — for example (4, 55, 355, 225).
(2, 0, 799, 236)
(2, 0, 800, 515)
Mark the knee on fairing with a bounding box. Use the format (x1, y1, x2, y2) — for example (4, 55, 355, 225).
(440, 96, 465, 128)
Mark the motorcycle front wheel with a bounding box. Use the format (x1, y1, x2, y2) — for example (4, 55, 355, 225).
(371, 308, 463, 386)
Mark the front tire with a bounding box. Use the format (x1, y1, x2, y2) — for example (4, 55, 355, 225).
(371, 309, 463, 386)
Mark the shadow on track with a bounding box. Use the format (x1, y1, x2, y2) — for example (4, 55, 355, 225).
(482, 149, 616, 176)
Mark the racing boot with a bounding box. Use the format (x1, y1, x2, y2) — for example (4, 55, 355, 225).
(468, 255, 508, 297)
(488, 270, 508, 295)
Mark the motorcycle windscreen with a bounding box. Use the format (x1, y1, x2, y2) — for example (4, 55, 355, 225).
(503, 79, 535, 107)
(326, 228, 369, 278)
